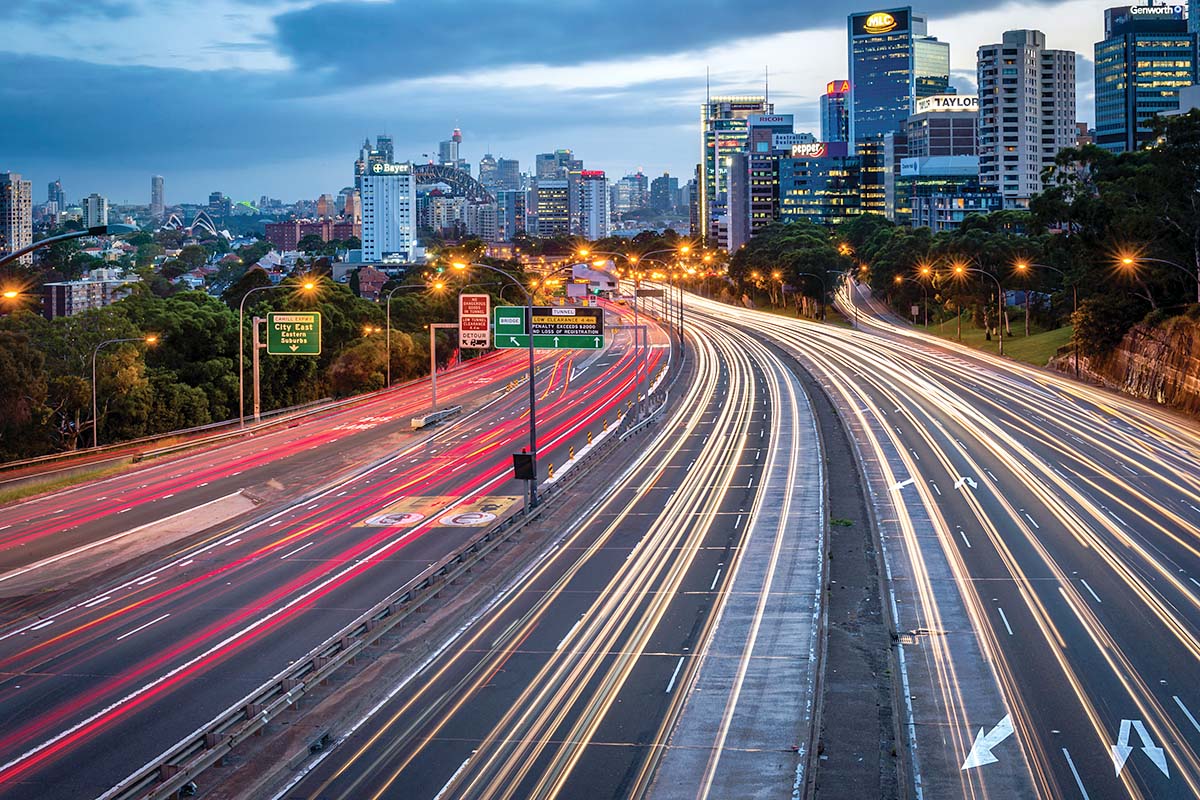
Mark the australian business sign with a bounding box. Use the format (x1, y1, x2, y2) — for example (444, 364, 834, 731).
(370, 162, 412, 175)
(789, 141, 849, 159)
(748, 114, 794, 127)
(852, 9, 910, 36)
(915, 94, 979, 114)
(1107, 4, 1185, 34)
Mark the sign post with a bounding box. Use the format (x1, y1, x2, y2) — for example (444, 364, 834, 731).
(459, 293, 490, 349)
(493, 306, 605, 349)
(266, 311, 322, 355)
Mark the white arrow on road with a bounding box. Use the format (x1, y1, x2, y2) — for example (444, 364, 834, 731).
(954, 476, 979, 490)
(1111, 719, 1169, 777)
(891, 477, 915, 492)
(509, 336, 521, 346)
(961, 714, 1014, 770)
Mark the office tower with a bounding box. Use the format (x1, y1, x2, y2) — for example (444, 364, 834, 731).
(978, 29, 1076, 207)
(47, 179, 65, 209)
(534, 180, 570, 237)
(376, 134, 394, 164)
(700, 96, 772, 242)
(905, 94, 978, 157)
(778, 142, 861, 225)
(496, 189, 527, 240)
(361, 163, 419, 262)
(576, 171, 611, 239)
(496, 158, 521, 191)
(848, 8, 950, 214)
(83, 193, 109, 228)
(439, 128, 468, 174)
(892, 94, 980, 222)
(725, 152, 751, 250)
(1095, 6, 1196, 154)
(746, 113, 796, 236)
(208, 191, 232, 219)
(355, 138, 389, 192)
(821, 80, 851, 142)
(0, 172, 33, 265)
(150, 175, 164, 219)
(612, 172, 649, 215)
(479, 153, 498, 189)
(650, 173, 679, 212)
(317, 193, 335, 219)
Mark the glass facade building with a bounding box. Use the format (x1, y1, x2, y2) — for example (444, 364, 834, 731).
(699, 96, 772, 243)
(820, 80, 851, 142)
(1095, 6, 1197, 153)
(848, 8, 950, 214)
(778, 143, 861, 226)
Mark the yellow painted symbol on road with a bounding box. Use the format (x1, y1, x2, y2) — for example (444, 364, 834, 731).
(359, 495, 519, 528)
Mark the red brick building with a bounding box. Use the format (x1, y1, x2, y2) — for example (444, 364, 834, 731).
(264, 219, 361, 251)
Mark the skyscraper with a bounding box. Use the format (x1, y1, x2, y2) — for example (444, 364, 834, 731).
(650, 173, 679, 212)
(47, 179, 65, 209)
(700, 96, 772, 242)
(578, 171, 611, 239)
(746, 113, 796, 236)
(848, 8, 950, 214)
(497, 158, 521, 191)
(376, 134, 394, 164)
(978, 29, 1076, 207)
(150, 175, 164, 219)
(821, 80, 851, 142)
(1095, 5, 1197, 154)
(361, 162, 419, 262)
(0, 173, 33, 265)
(439, 128, 468, 174)
(84, 193, 109, 228)
(534, 180, 570, 237)
(479, 154, 498, 189)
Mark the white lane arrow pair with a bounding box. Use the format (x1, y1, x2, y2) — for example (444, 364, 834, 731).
(954, 476, 979, 490)
(1111, 719, 1169, 777)
(961, 714, 1014, 770)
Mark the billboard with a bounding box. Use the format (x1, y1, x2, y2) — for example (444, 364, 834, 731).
(851, 9, 910, 36)
(915, 94, 979, 114)
(748, 114, 794, 127)
(789, 142, 849, 159)
(825, 80, 851, 96)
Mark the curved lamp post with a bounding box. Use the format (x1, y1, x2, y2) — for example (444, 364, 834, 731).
(894, 274, 929, 327)
(0, 223, 138, 269)
(92, 334, 158, 448)
(1120, 253, 1200, 305)
(385, 280, 444, 387)
(953, 264, 1004, 356)
(1015, 261, 1078, 378)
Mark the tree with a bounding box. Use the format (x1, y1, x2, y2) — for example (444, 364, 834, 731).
(0, 330, 49, 459)
(177, 244, 209, 271)
(297, 234, 327, 254)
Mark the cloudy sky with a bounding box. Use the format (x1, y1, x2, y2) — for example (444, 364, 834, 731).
(0, 0, 1112, 206)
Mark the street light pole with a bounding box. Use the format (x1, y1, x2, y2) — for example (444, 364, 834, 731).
(1016, 262, 1079, 379)
(0, 223, 138, 269)
(385, 281, 442, 387)
(92, 335, 157, 448)
(238, 279, 316, 428)
(955, 265, 1004, 356)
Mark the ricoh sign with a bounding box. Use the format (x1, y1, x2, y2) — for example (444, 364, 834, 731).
(915, 95, 979, 114)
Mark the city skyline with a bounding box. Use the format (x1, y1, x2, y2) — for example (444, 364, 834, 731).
(2, 0, 1107, 204)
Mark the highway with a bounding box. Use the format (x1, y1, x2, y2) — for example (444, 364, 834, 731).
(0, 301, 664, 799)
(686, 287, 1200, 800)
(274, 302, 822, 800)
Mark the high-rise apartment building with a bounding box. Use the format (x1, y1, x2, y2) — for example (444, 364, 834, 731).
(361, 163, 420, 262)
(577, 171, 611, 239)
(700, 95, 772, 242)
(746, 113, 796, 236)
(84, 193, 109, 228)
(150, 175, 164, 219)
(1095, 5, 1197, 154)
(977, 29, 1076, 207)
(821, 80, 851, 142)
(650, 173, 679, 212)
(496, 189, 527, 240)
(848, 8, 950, 214)
(316, 193, 336, 219)
(0, 172, 33, 265)
(534, 180, 570, 237)
(47, 179, 65, 209)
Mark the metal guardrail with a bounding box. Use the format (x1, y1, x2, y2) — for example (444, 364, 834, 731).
(98, 391, 660, 800)
(410, 405, 463, 430)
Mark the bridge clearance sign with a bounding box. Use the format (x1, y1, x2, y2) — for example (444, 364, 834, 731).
(493, 306, 604, 350)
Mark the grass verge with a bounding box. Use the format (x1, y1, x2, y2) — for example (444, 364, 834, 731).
(0, 462, 134, 507)
(919, 317, 1073, 367)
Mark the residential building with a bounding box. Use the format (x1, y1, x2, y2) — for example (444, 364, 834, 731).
(821, 80, 851, 142)
(316, 193, 336, 219)
(0, 172, 32, 265)
(496, 189, 527, 240)
(777, 142, 861, 225)
(700, 95, 772, 242)
(848, 8, 951, 214)
(650, 173, 679, 212)
(464, 201, 499, 242)
(150, 176, 164, 219)
(978, 29, 1076, 207)
(47, 179, 65, 209)
(535, 180, 571, 237)
(361, 162, 420, 262)
(264, 219, 361, 251)
(83, 193, 109, 228)
(578, 171, 611, 239)
(1095, 5, 1197, 153)
(354, 266, 388, 301)
(41, 277, 138, 319)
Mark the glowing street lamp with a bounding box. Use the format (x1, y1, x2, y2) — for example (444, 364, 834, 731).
(238, 278, 318, 427)
(1119, 252, 1200, 304)
(954, 263, 1005, 355)
(92, 335, 159, 448)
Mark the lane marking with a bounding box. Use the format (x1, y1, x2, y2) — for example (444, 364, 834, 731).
(432, 756, 473, 800)
(931, 481, 941, 496)
(665, 655, 686, 694)
(556, 617, 583, 651)
(997, 607, 1014, 636)
(1080, 580, 1102, 604)
(29, 619, 53, 631)
(280, 542, 315, 560)
(82, 596, 111, 608)
(1174, 696, 1200, 735)
(1023, 513, 1040, 530)
(116, 613, 170, 642)
(959, 531, 972, 549)
(709, 568, 723, 591)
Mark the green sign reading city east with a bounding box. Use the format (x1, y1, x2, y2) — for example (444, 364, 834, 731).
(493, 306, 604, 350)
(267, 311, 322, 355)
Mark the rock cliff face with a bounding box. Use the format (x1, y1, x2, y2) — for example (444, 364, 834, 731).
(1051, 315, 1200, 415)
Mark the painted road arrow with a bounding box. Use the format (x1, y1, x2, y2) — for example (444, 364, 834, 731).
(1111, 719, 1169, 777)
(961, 714, 1014, 770)
(891, 478, 915, 492)
(954, 476, 979, 490)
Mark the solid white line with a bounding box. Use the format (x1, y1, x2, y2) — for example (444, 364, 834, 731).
(1062, 748, 1091, 800)
(177, 559, 193, 567)
(1080, 580, 1102, 604)
(1107, 509, 1128, 527)
(30, 619, 54, 631)
(665, 655, 686, 694)
(1174, 695, 1200, 735)
(1023, 513, 1040, 529)
(709, 568, 723, 591)
(432, 756, 473, 800)
(931, 482, 941, 496)
(135, 576, 156, 586)
(959, 531, 971, 549)
(280, 542, 315, 560)
(984, 468, 996, 480)
(733, 514, 742, 530)
(116, 613, 170, 642)
(997, 607, 1014, 636)
(556, 618, 583, 651)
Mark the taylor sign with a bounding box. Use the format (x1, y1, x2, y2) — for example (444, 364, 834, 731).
(915, 94, 979, 114)
(458, 293, 490, 349)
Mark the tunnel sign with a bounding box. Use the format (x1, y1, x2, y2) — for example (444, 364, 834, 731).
(459, 293, 491, 349)
(493, 306, 605, 350)
(267, 312, 321, 355)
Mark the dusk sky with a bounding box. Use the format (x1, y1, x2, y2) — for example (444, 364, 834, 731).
(0, 0, 1111, 206)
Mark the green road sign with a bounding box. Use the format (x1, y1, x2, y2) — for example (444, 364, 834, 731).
(492, 306, 605, 350)
(496, 333, 605, 350)
(267, 311, 322, 355)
